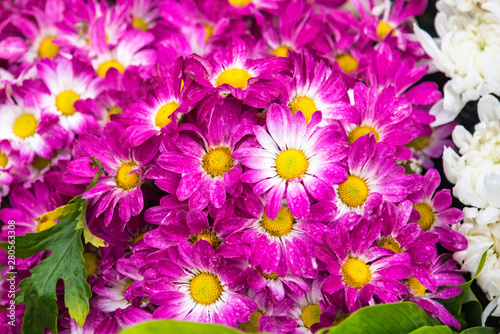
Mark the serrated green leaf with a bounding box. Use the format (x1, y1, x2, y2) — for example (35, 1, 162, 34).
(75, 200, 105, 248)
(120, 320, 249, 334)
(325, 302, 441, 334)
(409, 325, 455, 333)
(1, 199, 91, 334)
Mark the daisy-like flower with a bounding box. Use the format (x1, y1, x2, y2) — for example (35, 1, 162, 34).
(408, 169, 466, 251)
(36, 56, 104, 136)
(317, 216, 411, 305)
(118, 60, 187, 146)
(334, 134, 412, 218)
(184, 37, 291, 109)
(235, 103, 347, 220)
(278, 52, 357, 125)
(123, 0, 161, 32)
(63, 122, 157, 225)
(342, 82, 419, 160)
(147, 240, 256, 326)
(157, 99, 255, 209)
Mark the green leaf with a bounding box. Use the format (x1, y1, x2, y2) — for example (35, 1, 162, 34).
(409, 326, 455, 333)
(75, 200, 105, 248)
(325, 302, 441, 334)
(120, 320, 246, 334)
(460, 327, 498, 334)
(0, 199, 91, 334)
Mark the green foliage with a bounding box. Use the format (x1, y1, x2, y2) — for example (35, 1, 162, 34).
(120, 320, 248, 334)
(409, 326, 454, 333)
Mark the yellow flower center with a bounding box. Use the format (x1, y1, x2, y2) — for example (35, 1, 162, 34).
(413, 203, 435, 231)
(272, 46, 291, 58)
(133, 17, 148, 31)
(301, 304, 322, 329)
(188, 230, 221, 249)
(377, 21, 394, 39)
(216, 68, 252, 89)
(260, 272, 280, 280)
(189, 272, 223, 305)
(204, 24, 214, 43)
(202, 146, 235, 177)
(348, 125, 379, 144)
(406, 137, 430, 151)
(288, 95, 317, 123)
(133, 232, 146, 243)
(275, 149, 309, 181)
(0, 152, 8, 168)
(335, 54, 358, 74)
(55, 90, 80, 116)
(338, 175, 369, 208)
(83, 252, 99, 277)
(35, 211, 58, 232)
(229, 0, 253, 6)
(379, 236, 403, 254)
(115, 161, 140, 191)
(155, 102, 179, 128)
(13, 114, 38, 139)
(38, 36, 60, 58)
(97, 60, 125, 78)
(342, 257, 371, 289)
(405, 278, 426, 296)
(32, 155, 52, 170)
(261, 207, 294, 237)
(239, 310, 263, 333)
(107, 106, 123, 122)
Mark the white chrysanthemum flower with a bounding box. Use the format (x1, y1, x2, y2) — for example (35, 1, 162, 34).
(415, 13, 500, 122)
(439, 0, 500, 17)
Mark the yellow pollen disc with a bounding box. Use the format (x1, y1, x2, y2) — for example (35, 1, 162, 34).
(13, 114, 38, 139)
(0, 152, 8, 168)
(272, 46, 291, 58)
(275, 149, 309, 181)
(335, 54, 358, 74)
(188, 229, 221, 249)
(377, 21, 394, 39)
(338, 175, 369, 208)
(405, 278, 426, 296)
(38, 36, 60, 58)
(288, 95, 317, 123)
(202, 146, 235, 177)
(413, 203, 435, 231)
(260, 272, 280, 280)
(229, 0, 253, 6)
(204, 24, 214, 43)
(32, 155, 52, 170)
(301, 304, 322, 329)
(107, 106, 123, 122)
(406, 137, 430, 151)
(133, 17, 148, 31)
(155, 102, 179, 128)
(216, 68, 252, 89)
(56, 90, 80, 116)
(239, 310, 263, 333)
(189, 272, 223, 305)
(348, 125, 379, 144)
(342, 257, 371, 289)
(261, 207, 294, 237)
(115, 161, 140, 191)
(133, 232, 146, 243)
(97, 60, 125, 78)
(83, 252, 99, 277)
(35, 212, 58, 232)
(379, 236, 403, 254)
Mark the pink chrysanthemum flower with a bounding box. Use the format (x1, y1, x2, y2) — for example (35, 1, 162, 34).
(184, 37, 291, 108)
(278, 52, 357, 125)
(36, 57, 104, 136)
(63, 122, 157, 225)
(157, 99, 255, 209)
(123, 0, 161, 32)
(334, 134, 412, 218)
(408, 168, 466, 251)
(147, 240, 256, 326)
(235, 104, 347, 220)
(342, 82, 419, 160)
